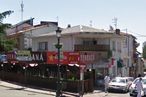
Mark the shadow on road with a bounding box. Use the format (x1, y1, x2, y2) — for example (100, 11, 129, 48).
(8, 87, 26, 90)
(108, 90, 128, 94)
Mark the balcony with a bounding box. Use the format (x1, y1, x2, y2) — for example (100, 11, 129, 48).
(74, 44, 110, 51)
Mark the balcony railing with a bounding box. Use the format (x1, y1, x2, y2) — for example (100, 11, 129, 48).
(74, 44, 110, 51)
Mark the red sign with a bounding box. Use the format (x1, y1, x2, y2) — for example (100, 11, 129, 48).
(68, 52, 80, 64)
(79, 51, 95, 64)
(47, 52, 68, 64)
(47, 52, 80, 65)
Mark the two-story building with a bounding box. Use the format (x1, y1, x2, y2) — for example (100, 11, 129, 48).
(31, 25, 137, 77)
(6, 18, 58, 50)
(6, 19, 140, 78)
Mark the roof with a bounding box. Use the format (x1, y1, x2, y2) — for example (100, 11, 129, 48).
(62, 25, 107, 34)
(32, 25, 110, 38)
(12, 18, 34, 27)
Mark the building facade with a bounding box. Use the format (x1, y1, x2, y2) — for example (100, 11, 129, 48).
(6, 19, 140, 77)
(31, 25, 138, 77)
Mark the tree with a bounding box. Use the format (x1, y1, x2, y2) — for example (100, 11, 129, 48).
(0, 11, 13, 33)
(0, 10, 16, 52)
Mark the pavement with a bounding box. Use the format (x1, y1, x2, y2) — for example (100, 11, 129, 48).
(0, 80, 106, 97)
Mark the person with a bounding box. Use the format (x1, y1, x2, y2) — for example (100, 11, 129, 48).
(104, 74, 110, 93)
(135, 77, 143, 97)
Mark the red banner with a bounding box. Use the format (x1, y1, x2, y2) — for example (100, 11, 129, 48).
(47, 52, 80, 65)
(68, 52, 80, 64)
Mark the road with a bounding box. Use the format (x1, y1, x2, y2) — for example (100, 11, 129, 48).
(0, 86, 55, 97)
(84, 91, 130, 97)
(0, 85, 130, 97)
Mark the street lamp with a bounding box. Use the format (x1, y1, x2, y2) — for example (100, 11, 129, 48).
(55, 27, 62, 97)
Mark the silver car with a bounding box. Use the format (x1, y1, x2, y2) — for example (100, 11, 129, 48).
(129, 77, 146, 97)
(108, 77, 133, 92)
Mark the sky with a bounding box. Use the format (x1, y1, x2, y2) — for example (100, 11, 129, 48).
(1, 0, 146, 53)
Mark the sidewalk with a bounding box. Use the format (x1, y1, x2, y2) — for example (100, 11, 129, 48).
(0, 80, 106, 97)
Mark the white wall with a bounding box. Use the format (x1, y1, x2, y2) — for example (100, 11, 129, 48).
(31, 26, 57, 37)
(26, 25, 58, 50)
(32, 36, 49, 51)
(32, 35, 75, 52)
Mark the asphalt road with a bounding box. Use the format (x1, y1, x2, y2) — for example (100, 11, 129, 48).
(0, 86, 55, 97)
(84, 91, 130, 97)
(0, 85, 130, 97)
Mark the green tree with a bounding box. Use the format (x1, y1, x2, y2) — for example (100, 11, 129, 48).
(0, 10, 16, 52)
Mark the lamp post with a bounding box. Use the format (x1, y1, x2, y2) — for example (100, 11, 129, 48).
(55, 27, 62, 97)
(79, 65, 85, 97)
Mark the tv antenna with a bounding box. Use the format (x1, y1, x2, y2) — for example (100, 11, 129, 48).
(56, 16, 59, 26)
(112, 17, 118, 29)
(20, 0, 24, 21)
(89, 20, 92, 27)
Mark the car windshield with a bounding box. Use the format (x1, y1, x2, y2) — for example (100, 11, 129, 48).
(142, 79, 146, 84)
(127, 78, 134, 81)
(112, 78, 126, 83)
(133, 78, 146, 84)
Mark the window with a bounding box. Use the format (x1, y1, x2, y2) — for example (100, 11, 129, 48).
(112, 41, 116, 51)
(38, 42, 48, 51)
(83, 39, 97, 45)
(117, 41, 121, 52)
(123, 37, 128, 48)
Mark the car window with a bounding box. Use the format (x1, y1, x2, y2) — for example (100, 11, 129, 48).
(133, 78, 146, 84)
(111, 78, 126, 83)
(142, 79, 146, 84)
(120, 79, 126, 83)
(133, 79, 139, 84)
(128, 78, 134, 82)
(112, 79, 116, 82)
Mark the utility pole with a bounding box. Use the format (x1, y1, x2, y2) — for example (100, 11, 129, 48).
(112, 17, 118, 29)
(89, 20, 92, 27)
(56, 16, 59, 26)
(21, 0, 24, 21)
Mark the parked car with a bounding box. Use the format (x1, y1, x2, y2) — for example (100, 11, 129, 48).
(124, 77, 134, 89)
(108, 77, 133, 92)
(129, 77, 146, 97)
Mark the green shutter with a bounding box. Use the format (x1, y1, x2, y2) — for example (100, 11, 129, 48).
(117, 59, 123, 68)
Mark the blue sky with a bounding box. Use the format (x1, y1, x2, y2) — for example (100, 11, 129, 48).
(1, 0, 146, 52)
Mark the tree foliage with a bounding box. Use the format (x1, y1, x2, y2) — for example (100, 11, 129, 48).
(0, 10, 16, 52)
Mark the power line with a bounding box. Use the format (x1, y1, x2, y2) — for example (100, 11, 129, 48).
(121, 29, 146, 37)
(128, 31, 146, 37)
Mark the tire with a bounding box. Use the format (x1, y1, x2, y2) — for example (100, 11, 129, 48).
(129, 93, 133, 96)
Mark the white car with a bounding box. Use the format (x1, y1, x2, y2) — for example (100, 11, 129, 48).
(129, 77, 146, 97)
(108, 77, 132, 92)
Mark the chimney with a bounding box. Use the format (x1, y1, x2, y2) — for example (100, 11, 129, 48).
(67, 24, 71, 28)
(115, 29, 120, 34)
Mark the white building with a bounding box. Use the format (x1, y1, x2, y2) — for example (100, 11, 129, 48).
(31, 25, 136, 77)
(6, 19, 138, 77)
(6, 19, 58, 50)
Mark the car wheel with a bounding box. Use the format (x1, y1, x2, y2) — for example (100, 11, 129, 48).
(124, 88, 128, 93)
(129, 93, 133, 96)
